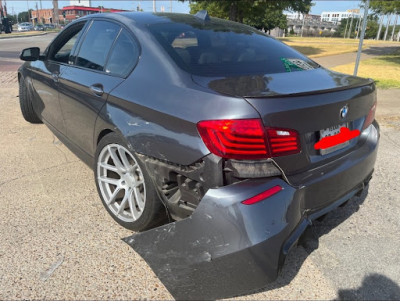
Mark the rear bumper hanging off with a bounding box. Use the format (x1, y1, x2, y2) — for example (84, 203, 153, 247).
(123, 123, 379, 300)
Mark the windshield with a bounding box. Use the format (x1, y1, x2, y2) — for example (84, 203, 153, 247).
(149, 18, 319, 77)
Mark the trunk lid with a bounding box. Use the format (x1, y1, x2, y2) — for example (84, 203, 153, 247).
(192, 68, 376, 175)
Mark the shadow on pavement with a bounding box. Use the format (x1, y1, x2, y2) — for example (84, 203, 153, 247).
(337, 274, 400, 300)
(247, 185, 370, 296)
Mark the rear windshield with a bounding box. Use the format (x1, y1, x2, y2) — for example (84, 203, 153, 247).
(149, 18, 319, 77)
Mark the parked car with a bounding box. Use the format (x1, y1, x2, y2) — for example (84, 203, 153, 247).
(17, 22, 33, 32)
(34, 24, 45, 31)
(43, 23, 56, 30)
(18, 12, 379, 300)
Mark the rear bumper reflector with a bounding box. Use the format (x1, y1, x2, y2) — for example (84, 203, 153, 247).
(241, 185, 282, 205)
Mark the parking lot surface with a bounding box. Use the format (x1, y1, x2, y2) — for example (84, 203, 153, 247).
(0, 36, 400, 300)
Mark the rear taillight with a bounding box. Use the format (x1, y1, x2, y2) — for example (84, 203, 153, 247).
(362, 103, 377, 131)
(197, 119, 300, 160)
(197, 119, 268, 159)
(266, 128, 301, 156)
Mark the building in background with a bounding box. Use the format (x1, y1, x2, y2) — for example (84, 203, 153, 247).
(285, 13, 321, 22)
(283, 11, 336, 38)
(321, 9, 361, 24)
(31, 9, 55, 24)
(61, 5, 127, 22)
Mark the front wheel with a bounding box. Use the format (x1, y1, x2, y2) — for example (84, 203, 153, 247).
(19, 77, 42, 124)
(94, 133, 166, 231)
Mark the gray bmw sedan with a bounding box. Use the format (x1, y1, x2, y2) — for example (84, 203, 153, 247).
(18, 11, 379, 300)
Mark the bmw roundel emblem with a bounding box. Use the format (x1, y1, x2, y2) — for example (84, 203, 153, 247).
(340, 105, 349, 119)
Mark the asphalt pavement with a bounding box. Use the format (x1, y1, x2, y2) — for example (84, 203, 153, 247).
(0, 36, 399, 300)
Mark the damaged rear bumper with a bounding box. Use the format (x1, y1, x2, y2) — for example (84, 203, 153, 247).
(123, 123, 379, 300)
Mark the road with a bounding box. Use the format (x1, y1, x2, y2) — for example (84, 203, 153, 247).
(0, 36, 399, 300)
(0, 33, 57, 72)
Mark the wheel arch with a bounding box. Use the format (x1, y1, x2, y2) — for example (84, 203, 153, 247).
(97, 129, 114, 146)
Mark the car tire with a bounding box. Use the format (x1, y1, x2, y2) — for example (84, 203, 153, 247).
(19, 77, 42, 124)
(94, 133, 167, 231)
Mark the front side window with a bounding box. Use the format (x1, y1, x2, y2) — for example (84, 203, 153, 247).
(75, 20, 120, 71)
(49, 22, 86, 64)
(105, 29, 140, 77)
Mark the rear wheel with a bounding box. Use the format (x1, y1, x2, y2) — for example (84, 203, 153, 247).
(19, 76, 42, 124)
(95, 133, 166, 231)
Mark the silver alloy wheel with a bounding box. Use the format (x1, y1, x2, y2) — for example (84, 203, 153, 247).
(97, 144, 146, 223)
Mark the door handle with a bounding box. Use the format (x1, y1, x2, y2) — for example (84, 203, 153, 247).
(90, 84, 104, 96)
(52, 72, 59, 83)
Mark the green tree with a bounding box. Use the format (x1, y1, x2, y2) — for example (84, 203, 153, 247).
(7, 14, 17, 25)
(17, 10, 33, 23)
(335, 15, 381, 39)
(369, 0, 400, 40)
(365, 17, 381, 39)
(182, 0, 312, 30)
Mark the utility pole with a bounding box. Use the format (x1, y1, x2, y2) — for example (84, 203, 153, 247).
(153, 0, 156, 13)
(39, 0, 42, 23)
(52, 0, 59, 25)
(35, 2, 38, 25)
(0, 0, 3, 19)
(26, 0, 30, 23)
(354, 0, 370, 76)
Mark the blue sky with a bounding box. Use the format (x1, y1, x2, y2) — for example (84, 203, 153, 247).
(310, 1, 364, 15)
(4, 1, 364, 16)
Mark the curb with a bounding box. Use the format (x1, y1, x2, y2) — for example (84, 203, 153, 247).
(0, 32, 49, 40)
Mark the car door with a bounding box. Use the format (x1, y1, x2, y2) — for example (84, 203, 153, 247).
(30, 21, 87, 135)
(57, 19, 128, 156)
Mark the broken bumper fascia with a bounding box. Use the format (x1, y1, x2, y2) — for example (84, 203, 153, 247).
(123, 122, 379, 300)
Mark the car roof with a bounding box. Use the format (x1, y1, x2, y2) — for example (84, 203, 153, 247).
(78, 12, 248, 30)
(86, 12, 202, 25)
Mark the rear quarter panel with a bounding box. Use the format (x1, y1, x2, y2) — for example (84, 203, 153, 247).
(94, 23, 261, 165)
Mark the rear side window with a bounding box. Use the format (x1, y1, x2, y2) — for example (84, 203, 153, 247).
(105, 29, 140, 77)
(149, 19, 319, 77)
(75, 20, 120, 71)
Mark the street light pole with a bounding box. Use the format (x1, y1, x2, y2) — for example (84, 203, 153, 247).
(354, 0, 370, 76)
(52, 0, 59, 26)
(26, 0, 30, 22)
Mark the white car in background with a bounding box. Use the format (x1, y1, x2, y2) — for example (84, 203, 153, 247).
(17, 23, 33, 32)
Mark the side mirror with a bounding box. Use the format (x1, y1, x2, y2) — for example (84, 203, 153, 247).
(20, 47, 41, 61)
